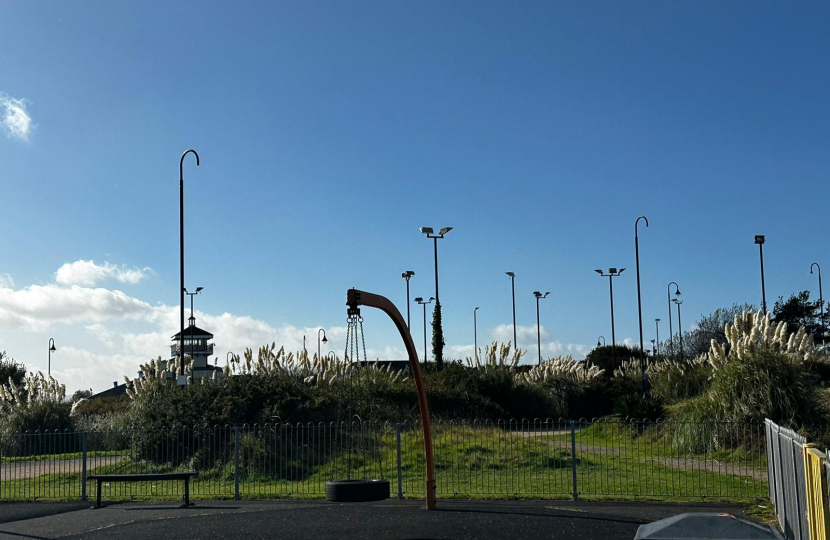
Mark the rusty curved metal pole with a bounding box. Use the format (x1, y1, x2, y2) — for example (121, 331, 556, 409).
(179, 149, 199, 378)
(347, 288, 436, 510)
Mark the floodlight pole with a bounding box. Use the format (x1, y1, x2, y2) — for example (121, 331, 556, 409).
(755, 235, 767, 313)
(667, 282, 680, 357)
(596, 268, 625, 366)
(655, 319, 661, 356)
(402, 271, 415, 330)
(420, 227, 452, 366)
(673, 299, 684, 358)
(179, 149, 200, 378)
(184, 287, 203, 370)
(473, 307, 480, 363)
(534, 292, 549, 365)
(811, 263, 824, 343)
(415, 297, 434, 363)
(506, 272, 517, 350)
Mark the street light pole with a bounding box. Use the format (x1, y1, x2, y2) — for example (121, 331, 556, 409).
(673, 298, 684, 358)
(755, 235, 767, 313)
(317, 328, 328, 361)
(48, 338, 56, 378)
(473, 307, 480, 363)
(402, 271, 415, 330)
(179, 149, 199, 379)
(667, 282, 680, 357)
(635, 216, 649, 358)
(597, 336, 606, 347)
(811, 263, 825, 343)
(420, 227, 452, 367)
(415, 297, 434, 363)
(655, 319, 661, 356)
(595, 268, 625, 366)
(533, 292, 550, 365)
(506, 272, 517, 349)
(184, 286, 203, 370)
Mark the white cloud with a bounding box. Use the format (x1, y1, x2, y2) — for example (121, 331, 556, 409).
(0, 273, 13, 289)
(55, 260, 151, 287)
(0, 284, 154, 330)
(0, 94, 33, 141)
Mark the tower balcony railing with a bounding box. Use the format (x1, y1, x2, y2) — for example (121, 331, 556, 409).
(170, 343, 214, 357)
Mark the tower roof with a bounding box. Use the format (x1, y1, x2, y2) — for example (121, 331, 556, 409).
(171, 325, 214, 340)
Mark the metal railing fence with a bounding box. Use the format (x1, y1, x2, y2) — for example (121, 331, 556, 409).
(0, 419, 767, 502)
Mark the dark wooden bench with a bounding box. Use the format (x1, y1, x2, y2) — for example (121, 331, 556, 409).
(87, 473, 198, 508)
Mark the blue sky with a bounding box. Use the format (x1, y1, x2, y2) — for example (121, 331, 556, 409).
(0, 1, 828, 393)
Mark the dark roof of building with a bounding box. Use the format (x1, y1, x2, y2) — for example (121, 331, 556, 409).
(171, 325, 214, 339)
(88, 383, 128, 400)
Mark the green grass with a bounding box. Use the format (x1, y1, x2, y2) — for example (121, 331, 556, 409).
(0, 425, 768, 503)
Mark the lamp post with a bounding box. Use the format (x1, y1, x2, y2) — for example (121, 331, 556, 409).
(317, 328, 328, 361)
(505, 272, 517, 350)
(634, 216, 649, 359)
(755, 235, 767, 313)
(184, 286, 203, 370)
(48, 338, 56, 378)
(673, 298, 684, 358)
(655, 319, 661, 356)
(420, 227, 452, 366)
(473, 307, 480, 363)
(533, 291, 550, 365)
(179, 149, 200, 379)
(597, 336, 606, 347)
(595, 268, 625, 366)
(667, 283, 680, 357)
(811, 263, 825, 343)
(415, 297, 434, 363)
(402, 271, 415, 330)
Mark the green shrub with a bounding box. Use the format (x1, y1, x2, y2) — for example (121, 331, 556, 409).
(613, 393, 666, 421)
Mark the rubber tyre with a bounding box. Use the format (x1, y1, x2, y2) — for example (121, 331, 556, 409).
(325, 479, 390, 502)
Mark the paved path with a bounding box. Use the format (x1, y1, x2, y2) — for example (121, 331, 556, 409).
(0, 457, 124, 480)
(0, 499, 755, 540)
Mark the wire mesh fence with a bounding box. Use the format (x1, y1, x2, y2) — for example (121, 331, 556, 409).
(0, 419, 767, 502)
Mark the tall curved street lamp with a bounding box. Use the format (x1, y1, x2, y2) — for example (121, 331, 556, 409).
(533, 292, 550, 365)
(318, 328, 328, 361)
(667, 282, 680, 356)
(597, 336, 606, 347)
(595, 268, 625, 365)
(48, 338, 56, 378)
(415, 297, 434, 363)
(506, 272, 517, 350)
(179, 149, 200, 379)
(402, 271, 415, 330)
(811, 263, 824, 343)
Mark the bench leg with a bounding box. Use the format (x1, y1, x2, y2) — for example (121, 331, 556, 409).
(96, 480, 102, 508)
(184, 478, 190, 507)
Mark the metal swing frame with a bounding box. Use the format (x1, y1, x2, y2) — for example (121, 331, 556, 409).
(347, 288, 436, 510)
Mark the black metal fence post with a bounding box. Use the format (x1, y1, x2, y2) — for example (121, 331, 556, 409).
(81, 432, 88, 502)
(234, 426, 240, 501)
(396, 423, 403, 500)
(571, 421, 578, 500)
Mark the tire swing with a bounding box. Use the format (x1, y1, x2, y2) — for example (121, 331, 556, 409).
(325, 289, 437, 509)
(325, 300, 389, 502)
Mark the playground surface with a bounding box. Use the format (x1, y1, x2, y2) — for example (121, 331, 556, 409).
(0, 499, 757, 540)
